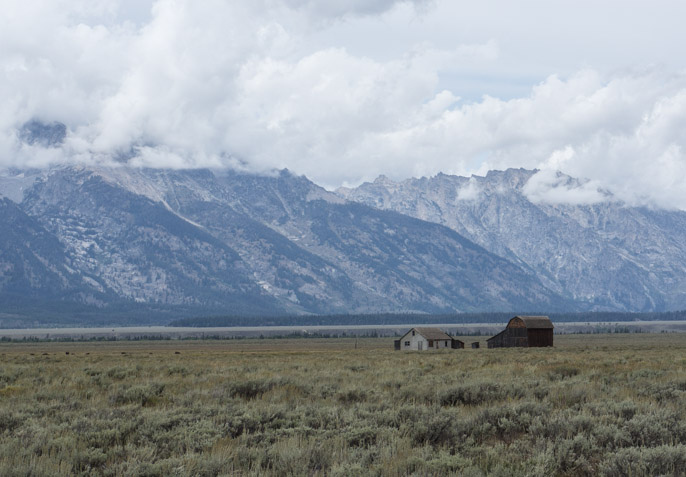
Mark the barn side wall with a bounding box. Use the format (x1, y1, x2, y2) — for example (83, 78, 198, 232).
(527, 329, 553, 347)
(487, 330, 506, 348)
(451, 339, 464, 349)
(488, 328, 528, 348)
(503, 327, 528, 347)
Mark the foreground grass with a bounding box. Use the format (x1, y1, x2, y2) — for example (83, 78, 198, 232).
(1, 334, 686, 476)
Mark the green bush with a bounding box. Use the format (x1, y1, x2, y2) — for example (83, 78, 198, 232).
(547, 365, 580, 381)
(109, 383, 165, 406)
(600, 444, 686, 476)
(1, 334, 686, 476)
(227, 379, 289, 400)
(438, 382, 525, 406)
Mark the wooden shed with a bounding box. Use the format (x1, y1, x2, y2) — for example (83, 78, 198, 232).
(486, 316, 554, 348)
(396, 327, 464, 351)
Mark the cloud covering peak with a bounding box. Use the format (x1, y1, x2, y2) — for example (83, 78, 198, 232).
(3, 0, 686, 209)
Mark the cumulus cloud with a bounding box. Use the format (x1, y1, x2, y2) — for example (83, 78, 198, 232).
(2, 0, 686, 209)
(281, 0, 432, 19)
(344, 70, 686, 209)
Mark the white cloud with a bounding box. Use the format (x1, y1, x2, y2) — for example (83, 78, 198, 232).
(522, 169, 611, 206)
(281, 0, 431, 19)
(457, 177, 481, 201)
(2, 0, 686, 209)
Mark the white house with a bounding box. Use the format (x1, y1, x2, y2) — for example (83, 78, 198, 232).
(394, 327, 464, 351)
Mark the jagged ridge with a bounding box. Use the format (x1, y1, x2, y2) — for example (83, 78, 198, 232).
(339, 168, 686, 312)
(0, 165, 568, 324)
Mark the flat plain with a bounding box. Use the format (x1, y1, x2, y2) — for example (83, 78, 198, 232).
(1, 333, 686, 476)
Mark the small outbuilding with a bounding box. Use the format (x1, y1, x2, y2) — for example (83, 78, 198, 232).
(395, 327, 464, 351)
(487, 316, 554, 348)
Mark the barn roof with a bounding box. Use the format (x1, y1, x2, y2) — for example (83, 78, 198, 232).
(414, 327, 453, 340)
(486, 329, 505, 342)
(512, 315, 554, 329)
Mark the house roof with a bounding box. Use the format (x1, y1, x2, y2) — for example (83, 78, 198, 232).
(413, 327, 453, 340)
(511, 316, 554, 329)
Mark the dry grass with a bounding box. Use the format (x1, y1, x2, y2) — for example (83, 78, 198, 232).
(1, 334, 686, 476)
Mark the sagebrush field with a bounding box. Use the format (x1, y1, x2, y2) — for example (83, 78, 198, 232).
(1, 334, 686, 476)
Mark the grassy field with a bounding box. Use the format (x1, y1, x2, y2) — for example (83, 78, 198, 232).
(1, 334, 686, 476)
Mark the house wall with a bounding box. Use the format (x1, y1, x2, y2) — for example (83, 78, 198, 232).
(400, 331, 428, 350)
(433, 339, 451, 349)
(399, 331, 451, 350)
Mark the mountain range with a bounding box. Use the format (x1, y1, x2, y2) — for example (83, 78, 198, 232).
(339, 169, 686, 312)
(1, 157, 685, 326)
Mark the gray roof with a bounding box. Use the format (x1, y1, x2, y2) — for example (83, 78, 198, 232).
(413, 327, 453, 340)
(511, 316, 554, 329)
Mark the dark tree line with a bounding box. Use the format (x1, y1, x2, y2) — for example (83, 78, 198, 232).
(168, 310, 686, 327)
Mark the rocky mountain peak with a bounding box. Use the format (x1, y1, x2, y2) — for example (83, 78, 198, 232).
(3, 164, 686, 326)
(339, 168, 686, 312)
(1, 164, 578, 324)
(19, 120, 67, 148)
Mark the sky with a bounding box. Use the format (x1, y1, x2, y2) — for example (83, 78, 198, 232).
(2, 0, 686, 208)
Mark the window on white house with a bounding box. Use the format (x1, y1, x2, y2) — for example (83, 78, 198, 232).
(404, 341, 410, 346)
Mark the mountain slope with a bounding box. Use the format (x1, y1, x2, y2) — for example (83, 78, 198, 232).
(0, 165, 570, 323)
(339, 169, 686, 311)
(134, 168, 566, 313)
(19, 167, 283, 316)
(0, 196, 93, 302)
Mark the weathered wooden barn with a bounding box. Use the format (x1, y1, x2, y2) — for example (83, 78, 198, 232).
(394, 327, 464, 351)
(486, 316, 554, 348)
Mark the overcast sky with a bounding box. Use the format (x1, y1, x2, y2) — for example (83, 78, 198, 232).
(3, 0, 686, 208)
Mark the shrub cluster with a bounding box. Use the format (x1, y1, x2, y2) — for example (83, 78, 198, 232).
(0, 335, 685, 475)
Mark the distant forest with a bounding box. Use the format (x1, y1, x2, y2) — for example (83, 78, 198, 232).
(168, 310, 686, 327)
(4, 299, 686, 329)
(0, 298, 225, 329)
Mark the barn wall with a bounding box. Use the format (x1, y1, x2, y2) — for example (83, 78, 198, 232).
(488, 328, 529, 348)
(487, 331, 505, 348)
(508, 318, 526, 328)
(527, 329, 553, 347)
(489, 327, 554, 348)
(503, 327, 528, 347)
